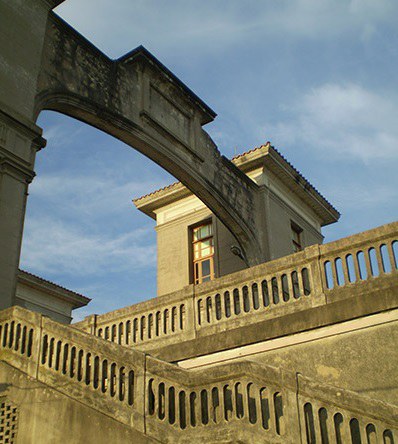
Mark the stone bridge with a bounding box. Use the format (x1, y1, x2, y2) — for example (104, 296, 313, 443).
(0, 0, 266, 309)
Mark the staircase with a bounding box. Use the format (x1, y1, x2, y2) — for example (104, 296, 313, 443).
(0, 305, 397, 443)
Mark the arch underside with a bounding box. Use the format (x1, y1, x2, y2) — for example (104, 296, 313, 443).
(34, 12, 265, 266)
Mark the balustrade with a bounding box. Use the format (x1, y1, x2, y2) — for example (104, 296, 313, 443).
(0, 306, 397, 443)
(85, 222, 398, 350)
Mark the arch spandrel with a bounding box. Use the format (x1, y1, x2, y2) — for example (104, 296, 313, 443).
(34, 12, 266, 265)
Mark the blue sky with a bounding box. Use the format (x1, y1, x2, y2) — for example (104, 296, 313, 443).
(20, 0, 398, 321)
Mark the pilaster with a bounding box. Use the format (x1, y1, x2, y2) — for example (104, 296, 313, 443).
(0, 105, 45, 309)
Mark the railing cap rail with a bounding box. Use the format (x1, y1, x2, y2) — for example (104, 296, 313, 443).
(319, 221, 398, 257)
(81, 285, 194, 328)
(298, 373, 398, 426)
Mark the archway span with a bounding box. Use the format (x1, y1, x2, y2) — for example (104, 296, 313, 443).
(21, 109, 173, 315)
(0, 1, 267, 309)
(33, 12, 266, 266)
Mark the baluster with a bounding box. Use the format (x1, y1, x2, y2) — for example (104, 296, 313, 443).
(209, 387, 215, 423)
(218, 384, 226, 424)
(175, 387, 181, 429)
(297, 270, 305, 297)
(265, 279, 272, 307)
(164, 383, 169, 422)
(196, 299, 203, 327)
(243, 382, 252, 425)
(342, 257, 350, 285)
(168, 307, 174, 335)
(387, 242, 397, 270)
(340, 413, 352, 443)
(211, 296, 218, 324)
(253, 384, 262, 428)
(286, 272, 294, 303)
(375, 244, 385, 275)
(269, 389, 278, 435)
(353, 251, 362, 281)
(312, 402, 323, 442)
(277, 275, 283, 304)
(152, 379, 158, 418)
(331, 259, 339, 287)
(230, 382, 237, 423)
(299, 401, 309, 443)
(47, 338, 54, 369)
(359, 419, 370, 444)
(324, 407, 338, 443)
(364, 250, 373, 278)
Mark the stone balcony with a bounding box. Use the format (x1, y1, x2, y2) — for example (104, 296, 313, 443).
(77, 221, 398, 363)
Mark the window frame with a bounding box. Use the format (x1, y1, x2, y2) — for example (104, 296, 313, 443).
(291, 221, 303, 253)
(190, 219, 215, 285)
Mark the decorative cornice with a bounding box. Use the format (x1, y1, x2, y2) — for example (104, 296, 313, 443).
(134, 143, 340, 226)
(0, 157, 35, 183)
(0, 101, 44, 141)
(18, 269, 91, 309)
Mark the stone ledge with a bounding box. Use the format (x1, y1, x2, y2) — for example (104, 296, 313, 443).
(151, 280, 398, 362)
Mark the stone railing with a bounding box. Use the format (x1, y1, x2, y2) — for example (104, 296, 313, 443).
(297, 375, 397, 443)
(80, 221, 398, 348)
(144, 357, 297, 443)
(0, 306, 146, 433)
(1, 306, 397, 443)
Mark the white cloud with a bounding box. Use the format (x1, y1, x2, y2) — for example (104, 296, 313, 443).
(323, 181, 398, 210)
(20, 217, 156, 277)
(29, 173, 167, 216)
(54, 0, 397, 56)
(264, 84, 398, 163)
(42, 123, 84, 148)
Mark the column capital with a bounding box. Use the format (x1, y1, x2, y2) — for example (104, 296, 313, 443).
(0, 103, 46, 181)
(0, 157, 36, 184)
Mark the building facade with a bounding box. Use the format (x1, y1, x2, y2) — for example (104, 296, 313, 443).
(135, 143, 338, 296)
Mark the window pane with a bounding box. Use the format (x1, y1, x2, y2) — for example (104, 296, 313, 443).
(193, 223, 212, 241)
(200, 240, 213, 257)
(201, 259, 211, 277)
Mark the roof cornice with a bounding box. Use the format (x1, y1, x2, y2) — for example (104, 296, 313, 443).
(18, 269, 91, 309)
(133, 143, 340, 226)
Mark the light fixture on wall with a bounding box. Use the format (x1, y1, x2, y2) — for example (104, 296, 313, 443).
(230, 245, 249, 267)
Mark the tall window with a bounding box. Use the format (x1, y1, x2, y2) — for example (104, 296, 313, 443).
(192, 222, 215, 284)
(291, 222, 303, 252)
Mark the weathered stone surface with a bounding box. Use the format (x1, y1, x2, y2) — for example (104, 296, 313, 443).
(34, 13, 264, 266)
(1, 305, 397, 442)
(0, 362, 158, 443)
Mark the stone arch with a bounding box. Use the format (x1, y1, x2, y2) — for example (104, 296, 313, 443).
(33, 13, 265, 266)
(0, 1, 266, 309)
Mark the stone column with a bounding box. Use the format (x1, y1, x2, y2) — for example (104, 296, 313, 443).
(0, 106, 45, 310)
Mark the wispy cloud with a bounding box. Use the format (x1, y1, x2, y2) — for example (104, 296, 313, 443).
(55, 0, 398, 57)
(21, 217, 156, 276)
(30, 173, 166, 217)
(43, 123, 84, 148)
(263, 83, 398, 163)
(322, 181, 398, 210)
